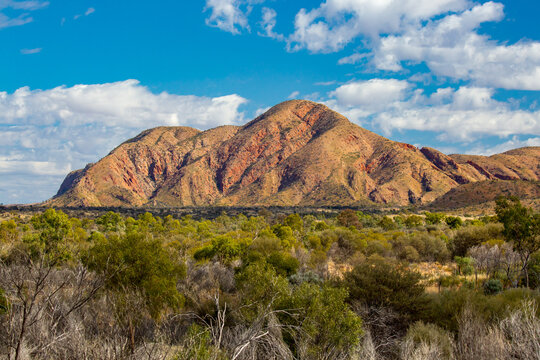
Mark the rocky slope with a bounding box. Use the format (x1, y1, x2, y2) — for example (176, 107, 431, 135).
(426, 180, 540, 210)
(48, 100, 540, 207)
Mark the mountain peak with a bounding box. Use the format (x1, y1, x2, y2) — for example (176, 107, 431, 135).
(47, 101, 540, 207)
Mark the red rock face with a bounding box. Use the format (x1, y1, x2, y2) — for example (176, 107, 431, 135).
(48, 100, 540, 207)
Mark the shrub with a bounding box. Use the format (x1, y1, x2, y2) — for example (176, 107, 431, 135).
(84, 232, 186, 318)
(194, 235, 245, 263)
(378, 216, 397, 230)
(266, 251, 299, 277)
(445, 216, 463, 229)
(344, 258, 428, 321)
(173, 324, 227, 360)
(402, 322, 454, 360)
(451, 223, 504, 257)
(0, 220, 18, 243)
(425, 212, 446, 225)
(282, 283, 363, 358)
(484, 279, 503, 295)
(405, 215, 424, 228)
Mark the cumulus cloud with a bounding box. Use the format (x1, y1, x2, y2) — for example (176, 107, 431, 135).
(372, 2, 540, 90)
(204, 0, 265, 34)
(330, 79, 409, 108)
(0, 0, 47, 29)
(325, 80, 540, 142)
(259, 7, 283, 40)
(286, 0, 468, 53)
(203, 1, 540, 91)
(0, 80, 247, 204)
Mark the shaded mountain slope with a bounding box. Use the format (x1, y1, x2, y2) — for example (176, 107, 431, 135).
(426, 179, 540, 210)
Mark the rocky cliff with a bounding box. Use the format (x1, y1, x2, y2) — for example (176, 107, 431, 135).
(48, 100, 540, 207)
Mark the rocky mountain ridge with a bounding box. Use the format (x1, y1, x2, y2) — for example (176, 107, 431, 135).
(48, 100, 540, 207)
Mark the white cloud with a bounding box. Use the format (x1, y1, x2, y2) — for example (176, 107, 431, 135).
(287, 0, 468, 53)
(0, 0, 47, 29)
(74, 8, 95, 20)
(0, 80, 248, 204)
(467, 136, 540, 156)
(254, 106, 270, 116)
(329, 79, 410, 109)
(325, 81, 540, 142)
(0, 0, 48, 11)
(314, 81, 336, 86)
(288, 90, 300, 99)
(372, 2, 540, 90)
(203, 1, 540, 91)
(259, 7, 283, 40)
(338, 53, 366, 65)
(375, 86, 540, 141)
(0, 12, 31, 28)
(20, 47, 41, 54)
(204, 0, 264, 34)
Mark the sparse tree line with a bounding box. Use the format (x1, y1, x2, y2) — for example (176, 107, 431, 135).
(0, 196, 539, 359)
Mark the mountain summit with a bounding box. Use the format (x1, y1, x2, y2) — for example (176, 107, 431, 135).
(48, 100, 540, 207)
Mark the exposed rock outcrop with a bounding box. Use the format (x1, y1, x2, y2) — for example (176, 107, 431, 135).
(48, 100, 540, 207)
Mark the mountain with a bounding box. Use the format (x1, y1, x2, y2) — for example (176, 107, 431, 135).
(426, 179, 540, 211)
(48, 100, 540, 207)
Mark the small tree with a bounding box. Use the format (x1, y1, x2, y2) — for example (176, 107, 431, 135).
(337, 209, 362, 229)
(425, 212, 446, 225)
(495, 197, 540, 288)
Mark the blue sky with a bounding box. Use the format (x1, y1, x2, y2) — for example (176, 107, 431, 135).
(1, 0, 539, 204)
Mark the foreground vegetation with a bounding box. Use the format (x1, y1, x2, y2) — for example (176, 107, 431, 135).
(0, 197, 539, 359)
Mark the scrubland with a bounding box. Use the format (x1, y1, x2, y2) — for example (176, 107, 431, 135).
(0, 197, 539, 359)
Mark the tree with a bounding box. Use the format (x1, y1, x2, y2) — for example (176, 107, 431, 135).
(337, 209, 362, 229)
(405, 215, 424, 228)
(495, 196, 540, 288)
(425, 212, 446, 225)
(445, 216, 463, 229)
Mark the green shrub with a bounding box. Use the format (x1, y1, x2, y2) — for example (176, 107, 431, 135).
(483, 279, 503, 295)
(84, 232, 186, 318)
(0, 219, 18, 243)
(344, 258, 428, 321)
(378, 216, 397, 230)
(267, 251, 299, 277)
(194, 235, 245, 263)
(445, 216, 463, 229)
(451, 223, 503, 257)
(282, 283, 363, 357)
(173, 324, 227, 360)
(425, 212, 446, 225)
(405, 215, 424, 228)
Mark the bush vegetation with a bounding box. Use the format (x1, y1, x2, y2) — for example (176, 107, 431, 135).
(0, 197, 538, 359)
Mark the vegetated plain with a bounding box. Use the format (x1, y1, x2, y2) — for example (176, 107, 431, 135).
(0, 196, 539, 360)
